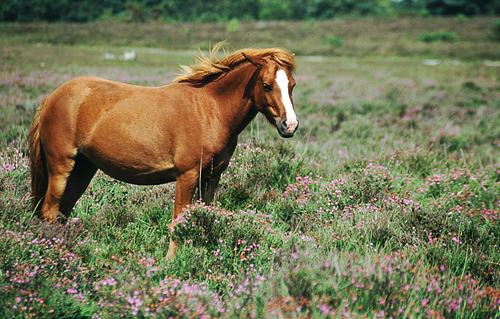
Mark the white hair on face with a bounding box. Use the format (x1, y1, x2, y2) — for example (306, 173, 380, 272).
(275, 69, 298, 131)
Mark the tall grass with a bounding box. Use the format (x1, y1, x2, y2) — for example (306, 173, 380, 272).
(0, 19, 499, 318)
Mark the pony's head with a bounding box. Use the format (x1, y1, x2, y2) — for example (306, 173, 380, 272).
(243, 53, 298, 138)
(174, 44, 299, 138)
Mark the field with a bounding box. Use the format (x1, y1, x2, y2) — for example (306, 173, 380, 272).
(0, 18, 499, 318)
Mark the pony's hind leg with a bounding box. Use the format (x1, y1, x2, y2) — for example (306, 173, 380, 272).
(41, 155, 76, 223)
(59, 154, 97, 217)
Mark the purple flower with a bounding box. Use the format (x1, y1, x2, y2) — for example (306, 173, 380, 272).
(449, 298, 461, 312)
(67, 288, 78, 294)
(421, 298, 429, 307)
(318, 304, 330, 316)
(126, 295, 143, 316)
(2, 163, 15, 172)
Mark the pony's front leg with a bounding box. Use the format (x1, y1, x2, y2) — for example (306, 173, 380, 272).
(197, 137, 237, 205)
(199, 174, 222, 205)
(167, 169, 199, 260)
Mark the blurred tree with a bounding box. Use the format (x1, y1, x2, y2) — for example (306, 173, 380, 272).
(125, 0, 146, 22)
(0, 0, 125, 22)
(259, 0, 293, 20)
(424, 0, 499, 15)
(393, 0, 499, 16)
(0, 0, 498, 22)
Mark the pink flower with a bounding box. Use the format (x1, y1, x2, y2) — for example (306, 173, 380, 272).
(426, 174, 443, 185)
(67, 288, 78, 294)
(449, 298, 461, 312)
(318, 304, 330, 316)
(2, 163, 15, 172)
(421, 298, 429, 307)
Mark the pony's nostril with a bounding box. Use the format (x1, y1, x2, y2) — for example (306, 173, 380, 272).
(280, 121, 287, 130)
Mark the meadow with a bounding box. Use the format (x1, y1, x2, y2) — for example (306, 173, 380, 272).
(0, 18, 499, 318)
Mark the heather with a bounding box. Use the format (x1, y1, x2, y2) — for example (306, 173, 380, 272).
(1, 18, 499, 318)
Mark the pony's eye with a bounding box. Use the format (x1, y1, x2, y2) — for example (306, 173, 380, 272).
(263, 83, 272, 92)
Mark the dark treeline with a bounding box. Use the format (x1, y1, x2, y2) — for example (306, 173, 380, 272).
(1, 0, 498, 22)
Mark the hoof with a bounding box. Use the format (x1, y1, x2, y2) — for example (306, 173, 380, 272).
(40, 211, 67, 224)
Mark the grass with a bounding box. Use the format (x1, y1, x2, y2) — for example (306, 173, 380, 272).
(0, 17, 499, 318)
(0, 17, 499, 59)
(419, 31, 457, 43)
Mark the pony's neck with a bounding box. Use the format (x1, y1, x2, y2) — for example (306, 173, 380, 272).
(207, 62, 259, 136)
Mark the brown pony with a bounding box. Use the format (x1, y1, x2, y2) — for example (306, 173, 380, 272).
(29, 44, 298, 259)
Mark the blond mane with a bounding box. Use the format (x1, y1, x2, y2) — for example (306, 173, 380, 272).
(174, 43, 296, 85)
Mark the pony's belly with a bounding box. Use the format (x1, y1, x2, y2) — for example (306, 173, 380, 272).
(106, 168, 177, 185)
(99, 164, 177, 185)
(82, 149, 177, 185)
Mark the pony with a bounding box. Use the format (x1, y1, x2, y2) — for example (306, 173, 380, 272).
(29, 44, 298, 259)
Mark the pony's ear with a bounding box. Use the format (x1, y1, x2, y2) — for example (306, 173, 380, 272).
(242, 53, 262, 69)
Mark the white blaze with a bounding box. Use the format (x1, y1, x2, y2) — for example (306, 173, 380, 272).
(275, 69, 298, 131)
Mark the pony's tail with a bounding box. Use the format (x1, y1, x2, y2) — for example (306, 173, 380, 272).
(29, 102, 48, 214)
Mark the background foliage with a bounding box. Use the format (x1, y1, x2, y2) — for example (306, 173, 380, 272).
(1, 0, 499, 22)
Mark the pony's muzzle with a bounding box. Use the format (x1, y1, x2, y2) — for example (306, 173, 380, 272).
(278, 119, 298, 138)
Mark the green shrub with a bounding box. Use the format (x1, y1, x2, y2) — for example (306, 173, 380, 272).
(335, 162, 393, 209)
(219, 141, 305, 210)
(420, 31, 457, 43)
(326, 35, 343, 49)
(250, 250, 499, 318)
(492, 20, 500, 41)
(171, 203, 276, 251)
(226, 18, 240, 33)
(259, 0, 293, 20)
(169, 203, 282, 290)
